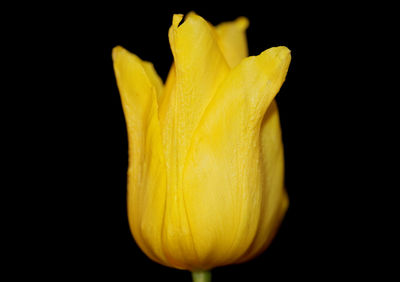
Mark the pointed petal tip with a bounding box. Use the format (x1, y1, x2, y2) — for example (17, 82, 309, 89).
(277, 46, 291, 64)
(235, 16, 249, 30)
(172, 12, 209, 31)
(112, 45, 128, 62)
(172, 14, 184, 28)
(261, 46, 291, 64)
(112, 45, 122, 61)
(272, 46, 291, 55)
(112, 46, 148, 66)
(186, 10, 198, 18)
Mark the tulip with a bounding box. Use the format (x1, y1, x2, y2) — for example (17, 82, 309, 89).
(112, 12, 291, 280)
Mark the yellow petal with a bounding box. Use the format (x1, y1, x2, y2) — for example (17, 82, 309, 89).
(183, 46, 291, 269)
(157, 13, 230, 269)
(112, 46, 170, 267)
(217, 18, 288, 261)
(215, 17, 249, 68)
(160, 12, 230, 161)
(160, 15, 248, 108)
(236, 100, 289, 263)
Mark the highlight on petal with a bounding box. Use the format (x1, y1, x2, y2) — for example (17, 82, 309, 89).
(215, 16, 249, 68)
(112, 46, 170, 267)
(182, 46, 291, 269)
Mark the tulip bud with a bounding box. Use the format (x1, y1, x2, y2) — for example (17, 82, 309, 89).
(112, 12, 291, 272)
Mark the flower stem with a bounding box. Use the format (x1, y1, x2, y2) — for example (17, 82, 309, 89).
(191, 271, 211, 282)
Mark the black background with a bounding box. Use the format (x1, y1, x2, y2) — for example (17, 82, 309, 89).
(20, 5, 385, 281)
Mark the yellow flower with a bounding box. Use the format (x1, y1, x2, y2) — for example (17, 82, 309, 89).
(112, 12, 291, 271)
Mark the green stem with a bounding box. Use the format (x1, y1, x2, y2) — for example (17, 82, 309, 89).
(191, 271, 211, 282)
